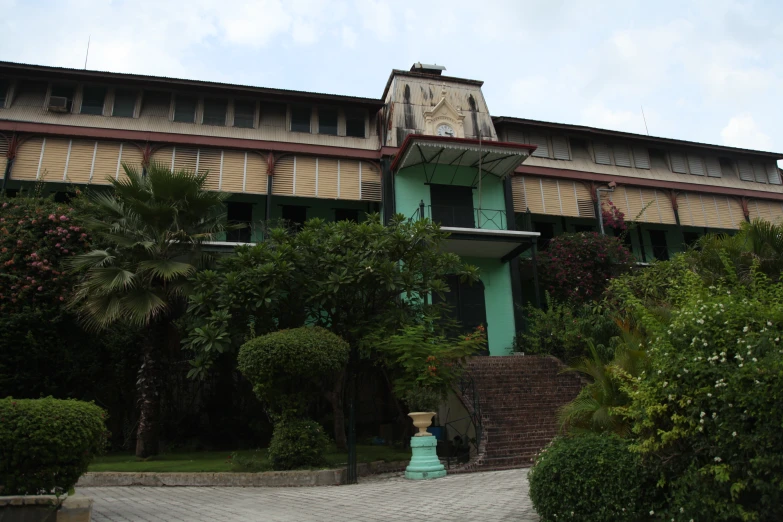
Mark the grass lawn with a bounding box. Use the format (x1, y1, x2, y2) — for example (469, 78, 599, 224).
(89, 445, 411, 473)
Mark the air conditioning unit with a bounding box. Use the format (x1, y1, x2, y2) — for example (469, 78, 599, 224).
(47, 96, 70, 113)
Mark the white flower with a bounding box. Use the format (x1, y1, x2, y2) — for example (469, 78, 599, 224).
(700, 411, 706, 418)
(663, 381, 669, 387)
(707, 393, 712, 397)
(714, 456, 722, 462)
(680, 507, 685, 513)
(712, 412, 717, 418)
(700, 419, 705, 424)
(732, 432, 737, 437)
(768, 321, 773, 326)
(650, 511, 655, 516)
(703, 342, 708, 347)
(699, 426, 704, 432)
(743, 326, 749, 332)
(753, 358, 758, 362)
(739, 363, 743, 367)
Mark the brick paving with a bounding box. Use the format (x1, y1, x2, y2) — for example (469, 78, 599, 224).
(80, 468, 539, 522)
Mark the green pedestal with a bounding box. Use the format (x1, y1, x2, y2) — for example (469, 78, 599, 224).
(405, 435, 446, 480)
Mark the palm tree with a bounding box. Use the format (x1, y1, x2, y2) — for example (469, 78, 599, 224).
(70, 162, 230, 457)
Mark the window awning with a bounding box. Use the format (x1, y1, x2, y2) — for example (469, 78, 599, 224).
(391, 134, 537, 179)
(440, 227, 540, 262)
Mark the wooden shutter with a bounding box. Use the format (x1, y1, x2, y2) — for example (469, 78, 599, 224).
(748, 200, 768, 222)
(624, 187, 646, 222)
(244, 152, 267, 194)
(38, 138, 69, 182)
(655, 190, 677, 225)
(556, 180, 579, 217)
(688, 156, 705, 176)
(613, 145, 632, 167)
(752, 163, 767, 183)
(523, 177, 545, 214)
(360, 162, 382, 201)
(151, 146, 173, 169)
(726, 197, 744, 229)
(173, 147, 198, 172)
(197, 148, 222, 191)
(272, 156, 294, 196)
(593, 142, 611, 165)
(0, 136, 7, 178)
(701, 195, 721, 228)
(540, 179, 560, 215)
(528, 134, 550, 158)
(318, 158, 339, 198)
(551, 136, 570, 160)
(92, 141, 122, 185)
(221, 150, 246, 193)
(294, 156, 317, 197)
(12, 137, 44, 180)
(766, 163, 781, 185)
(713, 196, 736, 229)
(705, 157, 721, 178)
(575, 182, 595, 218)
(511, 176, 526, 212)
(505, 129, 525, 144)
(670, 152, 687, 174)
(737, 160, 755, 181)
(633, 147, 650, 169)
(118, 143, 144, 180)
(767, 201, 783, 224)
(64, 140, 94, 184)
(339, 160, 361, 200)
(638, 188, 662, 223)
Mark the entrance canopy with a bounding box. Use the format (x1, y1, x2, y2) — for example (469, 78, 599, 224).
(440, 226, 539, 262)
(391, 135, 537, 179)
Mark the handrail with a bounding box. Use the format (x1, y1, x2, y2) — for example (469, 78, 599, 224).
(442, 370, 483, 469)
(408, 202, 506, 230)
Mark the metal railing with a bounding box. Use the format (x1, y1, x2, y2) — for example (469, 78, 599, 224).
(409, 201, 506, 230)
(441, 370, 483, 469)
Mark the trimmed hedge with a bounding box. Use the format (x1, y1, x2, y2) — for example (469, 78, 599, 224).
(528, 433, 652, 522)
(267, 418, 329, 470)
(0, 397, 107, 495)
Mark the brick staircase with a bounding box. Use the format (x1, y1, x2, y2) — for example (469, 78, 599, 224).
(453, 355, 584, 472)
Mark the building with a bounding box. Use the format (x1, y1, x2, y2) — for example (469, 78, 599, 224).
(2, 61, 782, 356)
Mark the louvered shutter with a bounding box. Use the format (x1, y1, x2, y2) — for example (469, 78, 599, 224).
(339, 160, 361, 200)
(540, 179, 560, 215)
(752, 163, 767, 183)
(151, 147, 173, 170)
(318, 159, 339, 198)
(11, 138, 44, 180)
(360, 163, 382, 201)
(92, 142, 122, 185)
(197, 149, 222, 191)
(524, 177, 545, 214)
(655, 190, 677, 225)
(670, 152, 688, 174)
(639, 188, 662, 223)
(748, 200, 769, 222)
(118, 143, 144, 180)
(767, 201, 783, 224)
(0, 136, 7, 178)
(613, 145, 632, 167)
(173, 147, 198, 172)
(688, 156, 705, 176)
(558, 180, 579, 217)
(593, 142, 611, 165)
(705, 157, 721, 178)
(64, 140, 95, 183)
(528, 134, 550, 158)
(766, 163, 781, 185)
(632, 147, 650, 169)
(271, 156, 294, 196)
(551, 136, 570, 160)
(244, 153, 267, 194)
(221, 151, 245, 192)
(38, 138, 70, 182)
(737, 160, 755, 181)
(574, 182, 594, 218)
(603, 186, 629, 221)
(294, 156, 317, 197)
(701, 195, 720, 228)
(511, 176, 526, 212)
(676, 193, 695, 226)
(505, 129, 525, 144)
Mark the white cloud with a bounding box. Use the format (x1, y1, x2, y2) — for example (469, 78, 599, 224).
(341, 26, 358, 48)
(721, 115, 774, 151)
(356, 0, 394, 42)
(217, 1, 292, 48)
(581, 102, 647, 135)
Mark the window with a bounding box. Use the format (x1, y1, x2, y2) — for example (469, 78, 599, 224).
(226, 202, 253, 242)
(112, 89, 137, 118)
(233, 100, 256, 128)
(683, 231, 702, 249)
(0, 78, 9, 108)
(318, 108, 338, 135)
(687, 155, 705, 176)
(13, 79, 48, 108)
(260, 102, 287, 127)
(173, 95, 197, 123)
(80, 86, 106, 115)
(613, 145, 632, 167)
(670, 152, 688, 174)
(649, 148, 668, 169)
(290, 106, 311, 133)
(430, 184, 475, 228)
(551, 136, 570, 160)
(528, 134, 550, 158)
(767, 164, 782, 185)
(432, 275, 487, 338)
(705, 157, 722, 177)
(140, 91, 171, 118)
(593, 142, 612, 165)
(573, 224, 594, 233)
(50, 83, 75, 111)
(282, 205, 307, 229)
(533, 221, 555, 251)
(648, 230, 669, 261)
(345, 109, 365, 138)
(569, 137, 590, 159)
(202, 98, 227, 126)
(632, 147, 650, 169)
(719, 158, 736, 178)
(335, 208, 359, 222)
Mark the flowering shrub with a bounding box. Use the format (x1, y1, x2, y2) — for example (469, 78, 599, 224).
(619, 270, 783, 521)
(0, 196, 90, 313)
(538, 232, 634, 303)
(601, 200, 627, 231)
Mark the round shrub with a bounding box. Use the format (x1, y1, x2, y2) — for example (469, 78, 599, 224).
(237, 326, 349, 418)
(267, 418, 329, 470)
(0, 397, 107, 495)
(528, 433, 651, 522)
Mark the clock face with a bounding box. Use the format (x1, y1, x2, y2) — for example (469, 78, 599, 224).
(436, 124, 455, 137)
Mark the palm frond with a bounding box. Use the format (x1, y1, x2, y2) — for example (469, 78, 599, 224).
(138, 259, 196, 281)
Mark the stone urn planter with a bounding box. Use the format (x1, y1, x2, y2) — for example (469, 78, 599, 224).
(408, 411, 436, 436)
(405, 412, 446, 480)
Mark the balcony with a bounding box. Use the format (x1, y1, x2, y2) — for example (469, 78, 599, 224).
(409, 202, 507, 230)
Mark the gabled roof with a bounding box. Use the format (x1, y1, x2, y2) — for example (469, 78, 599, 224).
(493, 116, 783, 159)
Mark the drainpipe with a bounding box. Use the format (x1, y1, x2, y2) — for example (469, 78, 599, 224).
(266, 153, 274, 222)
(595, 183, 616, 235)
(1, 158, 12, 192)
(419, 199, 425, 220)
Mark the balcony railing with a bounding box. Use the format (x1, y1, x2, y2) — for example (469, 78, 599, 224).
(409, 202, 506, 230)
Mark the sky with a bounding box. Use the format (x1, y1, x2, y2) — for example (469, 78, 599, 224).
(0, 0, 781, 164)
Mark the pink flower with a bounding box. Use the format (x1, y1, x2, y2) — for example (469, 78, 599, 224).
(59, 215, 68, 222)
(59, 296, 64, 301)
(1, 202, 6, 208)
(37, 286, 43, 291)
(62, 249, 68, 253)
(55, 243, 61, 247)
(16, 240, 22, 246)
(49, 214, 56, 221)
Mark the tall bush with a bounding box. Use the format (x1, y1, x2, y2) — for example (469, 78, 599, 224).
(538, 232, 634, 303)
(0, 398, 107, 495)
(266, 418, 330, 471)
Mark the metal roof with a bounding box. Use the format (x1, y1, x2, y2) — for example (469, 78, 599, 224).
(493, 116, 783, 158)
(0, 61, 384, 108)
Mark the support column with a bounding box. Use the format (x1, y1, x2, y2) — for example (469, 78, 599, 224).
(503, 176, 525, 330)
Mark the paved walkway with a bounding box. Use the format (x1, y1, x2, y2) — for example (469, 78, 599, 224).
(80, 468, 539, 522)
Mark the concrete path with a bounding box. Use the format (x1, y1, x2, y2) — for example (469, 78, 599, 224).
(80, 468, 539, 522)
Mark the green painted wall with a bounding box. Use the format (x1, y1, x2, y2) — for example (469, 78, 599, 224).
(395, 165, 508, 229)
(466, 256, 516, 356)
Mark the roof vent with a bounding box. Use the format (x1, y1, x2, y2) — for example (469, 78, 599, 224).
(410, 62, 446, 75)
